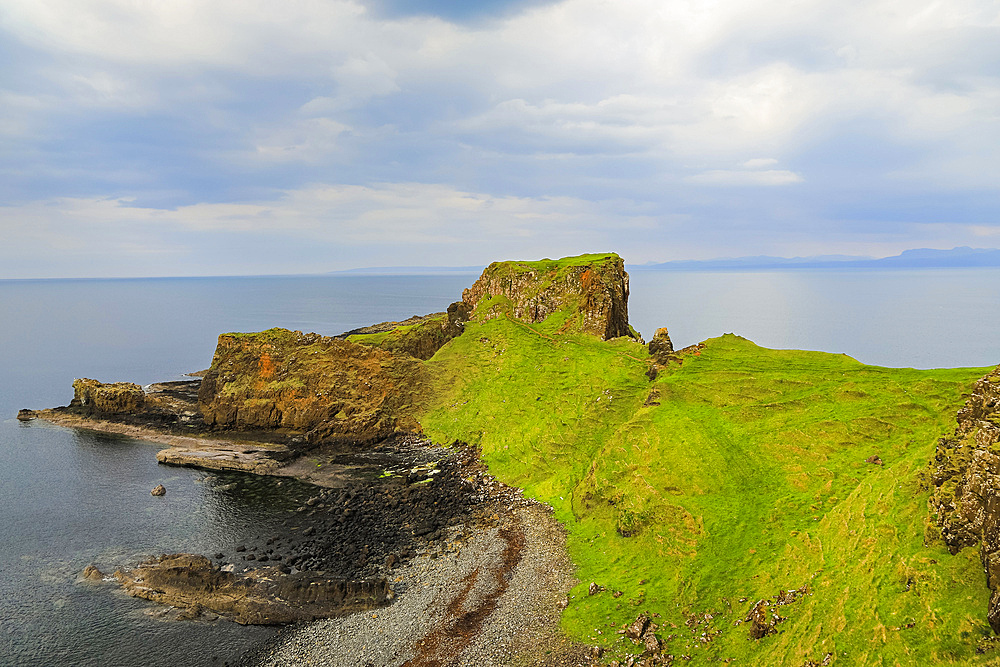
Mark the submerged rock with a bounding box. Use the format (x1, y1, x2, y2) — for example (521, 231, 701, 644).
(113, 553, 390, 625)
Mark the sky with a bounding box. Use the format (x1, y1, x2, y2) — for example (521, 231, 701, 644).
(1, 0, 999, 278)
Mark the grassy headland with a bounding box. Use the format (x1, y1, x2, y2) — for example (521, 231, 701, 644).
(418, 317, 993, 664)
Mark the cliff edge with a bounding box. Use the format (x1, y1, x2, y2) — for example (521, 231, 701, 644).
(461, 253, 635, 340)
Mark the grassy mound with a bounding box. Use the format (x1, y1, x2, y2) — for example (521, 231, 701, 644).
(418, 319, 994, 664)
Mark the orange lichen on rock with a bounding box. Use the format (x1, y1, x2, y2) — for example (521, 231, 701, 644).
(198, 329, 428, 445)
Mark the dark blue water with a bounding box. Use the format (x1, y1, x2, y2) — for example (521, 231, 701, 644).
(1, 269, 999, 666)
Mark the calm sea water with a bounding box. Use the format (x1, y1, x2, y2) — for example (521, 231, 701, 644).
(1, 269, 999, 666)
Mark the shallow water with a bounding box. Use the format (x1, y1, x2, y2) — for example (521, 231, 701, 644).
(0, 274, 474, 667)
(1, 269, 999, 666)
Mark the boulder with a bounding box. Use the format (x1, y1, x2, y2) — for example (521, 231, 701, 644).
(82, 564, 105, 581)
(746, 599, 777, 639)
(151, 484, 166, 496)
(623, 612, 651, 640)
(16, 409, 35, 421)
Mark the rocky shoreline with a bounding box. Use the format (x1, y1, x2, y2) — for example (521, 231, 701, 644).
(17, 255, 646, 665)
(22, 403, 600, 664)
(247, 502, 595, 667)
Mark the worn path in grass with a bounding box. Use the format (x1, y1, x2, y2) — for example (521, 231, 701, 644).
(419, 321, 995, 665)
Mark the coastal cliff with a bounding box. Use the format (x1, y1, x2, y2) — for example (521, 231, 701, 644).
(461, 253, 636, 340)
(25, 252, 1000, 664)
(928, 364, 1000, 631)
(198, 328, 427, 444)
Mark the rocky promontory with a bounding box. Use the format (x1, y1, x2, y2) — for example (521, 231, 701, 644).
(461, 253, 636, 340)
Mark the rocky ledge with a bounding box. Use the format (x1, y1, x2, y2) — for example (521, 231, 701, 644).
(111, 553, 391, 625)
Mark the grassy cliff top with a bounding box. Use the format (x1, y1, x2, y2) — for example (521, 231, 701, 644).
(484, 252, 623, 273)
(416, 320, 994, 665)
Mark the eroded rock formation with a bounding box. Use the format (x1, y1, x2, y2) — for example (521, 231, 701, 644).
(32, 253, 647, 457)
(112, 553, 390, 624)
(648, 327, 674, 362)
(71, 378, 146, 415)
(928, 364, 1000, 631)
(198, 328, 427, 444)
(461, 253, 634, 340)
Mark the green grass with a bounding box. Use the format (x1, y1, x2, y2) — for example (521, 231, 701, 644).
(490, 252, 621, 272)
(419, 322, 996, 665)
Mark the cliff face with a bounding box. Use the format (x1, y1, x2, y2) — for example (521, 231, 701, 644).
(196, 254, 636, 445)
(461, 253, 634, 340)
(71, 378, 146, 415)
(198, 328, 426, 444)
(928, 365, 1000, 631)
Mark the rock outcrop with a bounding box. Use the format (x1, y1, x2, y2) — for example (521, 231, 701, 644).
(928, 364, 1000, 631)
(461, 253, 635, 340)
(647, 327, 674, 362)
(198, 328, 427, 444)
(341, 302, 471, 361)
(33, 253, 648, 462)
(71, 378, 146, 415)
(112, 553, 390, 624)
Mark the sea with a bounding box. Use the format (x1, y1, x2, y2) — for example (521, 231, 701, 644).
(1, 268, 1000, 666)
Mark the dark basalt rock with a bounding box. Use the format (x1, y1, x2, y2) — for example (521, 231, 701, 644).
(113, 553, 390, 625)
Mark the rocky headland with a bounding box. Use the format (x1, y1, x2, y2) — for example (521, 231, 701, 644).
(21, 251, 1000, 666)
(20, 253, 639, 664)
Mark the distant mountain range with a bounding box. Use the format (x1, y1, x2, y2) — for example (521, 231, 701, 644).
(329, 247, 1000, 275)
(327, 265, 486, 275)
(629, 246, 1000, 271)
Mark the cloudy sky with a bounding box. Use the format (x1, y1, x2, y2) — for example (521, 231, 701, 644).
(1, 0, 999, 277)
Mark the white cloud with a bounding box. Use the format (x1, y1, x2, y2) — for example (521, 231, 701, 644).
(3, 0, 1000, 276)
(742, 158, 779, 169)
(253, 118, 352, 162)
(686, 169, 804, 186)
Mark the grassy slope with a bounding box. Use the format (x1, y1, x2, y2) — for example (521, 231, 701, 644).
(419, 319, 995, 665)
